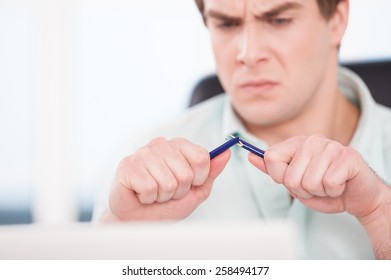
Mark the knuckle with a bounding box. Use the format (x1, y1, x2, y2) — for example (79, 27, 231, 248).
(289, 135, 307, 145)
(142, 181, 158, 196)
(138, 194, 154, 205)
(118, 155, 136, 171)
(148, 136, 168, 148)
(283, 177, 301, 192)
(192, 149, 210, 168)
(335, 146, 362, 165)
(326, 141, 343, 155)
(161, 177, 178, 193)
(309, 134, 325, 140)
(343, 146, 360, 159)
(273, 177, 284, 185)
(135, 146, 151, 159)
(304, 134, 326, 147)
(322, 175, 341, 191)
(328, 140, 343, 150)
(322, 172, 335, 185)
(302, 178, 322, 195)
(264, 149, 278, 164)
(178, 169, 194, 187)
(301, 180, 316, 192)
(325, 185, 344, 197)
(170, 137, 188, 146)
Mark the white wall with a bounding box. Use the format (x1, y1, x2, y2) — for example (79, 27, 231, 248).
(340, 0, 391, 61)
(0, 0, 390, 223)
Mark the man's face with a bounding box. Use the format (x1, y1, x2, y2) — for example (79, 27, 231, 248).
(203, 0, 344, 131)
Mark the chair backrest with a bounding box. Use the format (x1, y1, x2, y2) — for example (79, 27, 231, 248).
(189, 74, 223, 107)
(189, 60, 391, 108)
(343, 60, 391, 107)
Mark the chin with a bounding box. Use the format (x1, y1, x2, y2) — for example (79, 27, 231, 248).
(238, 106, 288, 127)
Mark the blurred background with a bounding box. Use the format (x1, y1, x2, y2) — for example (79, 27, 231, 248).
(0, 0, 390, 225)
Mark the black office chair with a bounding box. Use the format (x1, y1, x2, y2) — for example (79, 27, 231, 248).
(189, 60, 391, 108)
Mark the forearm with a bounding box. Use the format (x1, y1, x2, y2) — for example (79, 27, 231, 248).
(358, 182, 391, 259)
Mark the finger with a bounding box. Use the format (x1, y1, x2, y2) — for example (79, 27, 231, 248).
(284, 150, 314, 199)
(139, 137, 194, 202)
(286, 136, 335, 199)
(172, 138, 210, 186)
(267, 135, 334, 199)
(248, 152, 298, 200)
(248, 152, 267, 173)
(163, 152, 194, 200)
(209, 149, 231, 179)
(186, 149, 231, 207)
(323, 147, 359, 197)
(134, 138, 180, 203)
(116, 156, 158, 204)
(264, 136, 306, 184)
(302, 141, 343, 197)
(145, 158, 180, 203)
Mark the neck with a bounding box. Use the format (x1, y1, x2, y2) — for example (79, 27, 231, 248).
(247, 73, 360, 146)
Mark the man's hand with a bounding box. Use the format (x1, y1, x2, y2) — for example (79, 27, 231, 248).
(101, 137, 230, 222)
(248, 135, 391, 259)
(248, 135, 387, 217)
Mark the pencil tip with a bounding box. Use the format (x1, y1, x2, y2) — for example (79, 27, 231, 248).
(226, 132, 240, 140)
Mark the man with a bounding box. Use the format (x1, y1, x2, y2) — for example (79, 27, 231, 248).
(94, 0, 391, 259)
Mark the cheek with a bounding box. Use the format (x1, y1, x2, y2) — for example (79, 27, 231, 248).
(288, 23, 332, 73)
(212, 40, 237, 92)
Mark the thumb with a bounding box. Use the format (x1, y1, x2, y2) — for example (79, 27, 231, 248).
(208, 149, 231, 179)
(248, 152, 268, 174)
(189, 149, 231, 201)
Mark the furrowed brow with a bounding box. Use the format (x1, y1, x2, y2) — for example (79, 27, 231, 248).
(204, 9, 242, 22)
(256, 2, 303, 19)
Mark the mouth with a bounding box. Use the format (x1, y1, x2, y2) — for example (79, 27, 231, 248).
(239, 80, 278, 94)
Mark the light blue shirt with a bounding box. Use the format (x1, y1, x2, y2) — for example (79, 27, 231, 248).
(94, 68, 391, 259)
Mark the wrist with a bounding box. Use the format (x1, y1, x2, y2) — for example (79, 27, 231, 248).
(357, 184, 391, 259)
(357, 179, 391, 225)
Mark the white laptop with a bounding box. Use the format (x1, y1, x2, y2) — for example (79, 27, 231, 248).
(0, 220, 299, 259)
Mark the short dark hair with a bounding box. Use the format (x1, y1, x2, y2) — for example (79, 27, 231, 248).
(194, 0, 342, 20)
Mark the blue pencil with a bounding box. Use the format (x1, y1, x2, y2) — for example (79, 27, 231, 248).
(237, 138, 265, 158)
(209, 137, 240, 159)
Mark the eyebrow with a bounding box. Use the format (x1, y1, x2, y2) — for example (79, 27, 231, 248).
(257, 2, 303, 19)
(204, 2, 303, 22)
(204, 10, 241, 22)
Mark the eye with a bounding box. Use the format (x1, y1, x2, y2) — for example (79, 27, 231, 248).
(269, 17, 292, 26)
(217, 20, 240, 30)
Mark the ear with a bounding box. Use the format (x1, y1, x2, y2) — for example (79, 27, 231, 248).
(329, 0, 350, 48)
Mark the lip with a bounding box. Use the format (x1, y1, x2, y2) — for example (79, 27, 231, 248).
(239, 80, 278, 96)
(240, 80, 278, 89)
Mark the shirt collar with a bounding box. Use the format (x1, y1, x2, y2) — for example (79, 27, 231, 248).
(221, 96, 244, 139)
(338, 67, 378, 151)
(221, 95, 269, 155)
(339, 67, 388, 176)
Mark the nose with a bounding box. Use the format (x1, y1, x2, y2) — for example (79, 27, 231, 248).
(236, 22, 269, 67)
